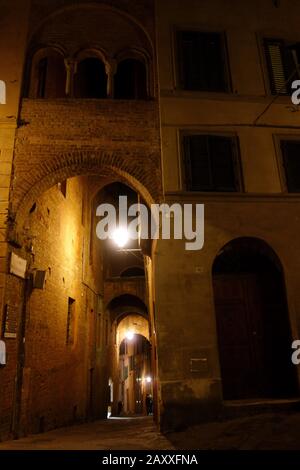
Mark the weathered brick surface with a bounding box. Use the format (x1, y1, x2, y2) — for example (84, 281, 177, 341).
(4, 178, 108, 436)
(0, 0, 161, 439)
(0, 275, 23, 440)
(104, 277, 146, 307)
(28, 0, 155, 42)
(13, 99, 162, 230)
(29, 3, 153, 57)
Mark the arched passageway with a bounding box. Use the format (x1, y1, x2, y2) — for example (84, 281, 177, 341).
(212, 237, 298, 400)
(117, 325, 152, 415)
(5, 171, 154, 436)
(105, 292, 154, 418)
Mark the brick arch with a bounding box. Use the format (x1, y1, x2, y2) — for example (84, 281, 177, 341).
(117, 314, 150, 343)
(112, 307, 148, 325)
(105, 294, 148, 324)
(28, 2, 154, 58)
(105, 290, 147, 311)
(74, 46, 108, 62)
(14, 150, 158, 228)
(28, 44, 68, 62)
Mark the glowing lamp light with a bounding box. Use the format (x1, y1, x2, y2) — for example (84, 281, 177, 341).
(111, 227, 129, 248)
(145, 376, 152, 383)
(125, 330, 134, 341)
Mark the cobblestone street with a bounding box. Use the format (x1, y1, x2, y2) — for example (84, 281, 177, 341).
(1, 412, 300, 450)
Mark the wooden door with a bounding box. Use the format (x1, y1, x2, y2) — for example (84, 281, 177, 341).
(214, 272, 298, 400)
(213, 273, 267, 400)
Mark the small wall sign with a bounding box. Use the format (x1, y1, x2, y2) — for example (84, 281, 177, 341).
(0, 80, 6, 104)
(10, 252, 27, 279)
(0, 340, 6, 365)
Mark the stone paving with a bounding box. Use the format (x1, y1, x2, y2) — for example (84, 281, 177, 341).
(0, 416, 173, 450)
(1, 412, 300, 450)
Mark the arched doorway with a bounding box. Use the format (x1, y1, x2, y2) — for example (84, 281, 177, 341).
(212, 237, 298, 400)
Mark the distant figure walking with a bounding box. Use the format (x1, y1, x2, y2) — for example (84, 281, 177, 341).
(145, 394, 153, 415)
(117, 400, 123, 415)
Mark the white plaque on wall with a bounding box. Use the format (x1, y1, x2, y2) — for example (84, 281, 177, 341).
(10, 252, 27, 279)
(0, 340, 6, 365)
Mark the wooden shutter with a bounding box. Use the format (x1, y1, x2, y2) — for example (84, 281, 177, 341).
(281, 140, 300, 192)
(264, 39, 295, 94)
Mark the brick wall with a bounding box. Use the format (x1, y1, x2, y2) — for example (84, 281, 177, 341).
(0, 0, 162, 438)
(12, 99, 162, 231)
(104, 277, 146, 307)
(4, 177, 109, 435)
(28, 0, 156, 42)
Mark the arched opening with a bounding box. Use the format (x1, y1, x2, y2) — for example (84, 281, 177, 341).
(28, 49, 66, 98)
(91, 182, 144, 278)
(212, 237, 298, 400)
(108, 295, 148, 316)
(74, 58, 107, 98)
(120, 266, 145, 278)
(114, 59, 147, 99)
(117, 316, 152, 416)
(7, 170, 154, 434)
(105, 293, 154, 418)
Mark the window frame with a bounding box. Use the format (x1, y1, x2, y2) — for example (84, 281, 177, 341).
(274, 135, 300, 193)
(174, 27, 232, 93)
(181, 131, 244, 193)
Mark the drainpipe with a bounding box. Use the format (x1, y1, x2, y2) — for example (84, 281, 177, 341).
(12, 274, 31, 439)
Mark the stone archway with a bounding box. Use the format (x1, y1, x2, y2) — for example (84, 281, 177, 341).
(4, 162, 156, 436)
(105, 294, 152, 416)
(10, 150, 159, 236)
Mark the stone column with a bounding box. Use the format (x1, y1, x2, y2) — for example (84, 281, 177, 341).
(64, 59, 77, 97)
(106, 60, 117, 99)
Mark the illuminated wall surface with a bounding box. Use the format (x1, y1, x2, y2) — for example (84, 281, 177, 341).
(0, 0, 300, 440)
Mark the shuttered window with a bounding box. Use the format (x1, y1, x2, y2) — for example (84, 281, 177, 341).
(281, 140, 300, 192)
(177, 31, 229, 92)
(264, 39, 297, 95)
(183, 135, 241, 192)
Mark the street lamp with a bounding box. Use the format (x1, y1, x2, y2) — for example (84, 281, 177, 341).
(125, 330, 135, 341)
(111, 227, 129, 248)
